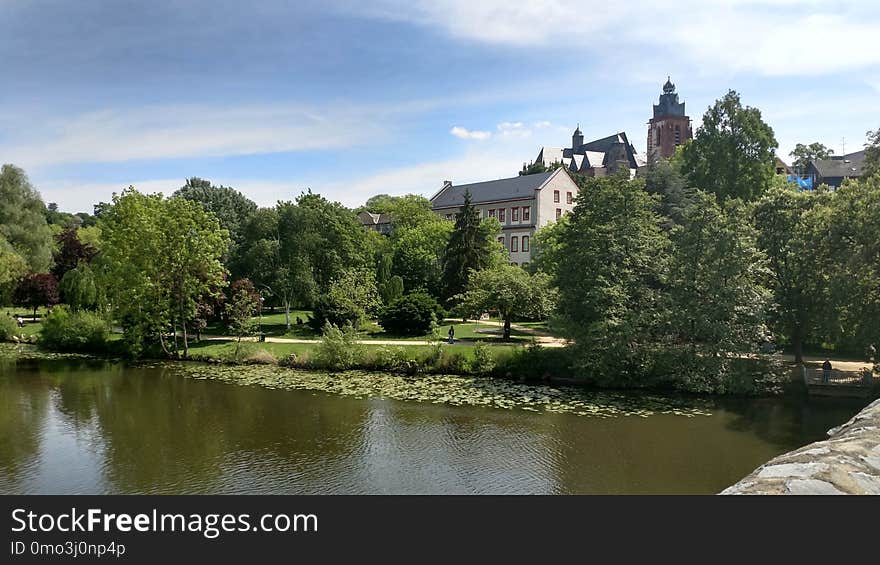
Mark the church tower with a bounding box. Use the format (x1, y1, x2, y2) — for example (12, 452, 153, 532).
(647, 77, 692, 161)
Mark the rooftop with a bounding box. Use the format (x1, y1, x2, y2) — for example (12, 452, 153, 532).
(430, 170, 559, 208)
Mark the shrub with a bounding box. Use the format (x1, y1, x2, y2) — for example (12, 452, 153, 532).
(0, 315, 18, 341)
(378, 292, 444, 336)
(39, 306, 108, 352)
(244, 348, 278, 365)
(469, 342, 496, 374)
(314, 323, 363, 371)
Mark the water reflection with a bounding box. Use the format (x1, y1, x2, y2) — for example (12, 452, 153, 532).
(0, 357, 867, 494)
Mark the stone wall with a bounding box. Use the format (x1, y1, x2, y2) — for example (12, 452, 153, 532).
(721, 398, 880, 495)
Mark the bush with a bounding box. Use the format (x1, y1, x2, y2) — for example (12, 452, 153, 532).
(469, 342, 496, 374)
(0, 315, 18, 341)
(378, 292, 444, 336)
(39, 306, 108, 352)
(314, 323, 363, 371)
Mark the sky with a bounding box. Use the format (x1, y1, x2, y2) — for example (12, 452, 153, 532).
(1, 0, 878, 213)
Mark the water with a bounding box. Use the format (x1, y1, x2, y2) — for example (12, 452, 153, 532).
(0, 354, 867, 494)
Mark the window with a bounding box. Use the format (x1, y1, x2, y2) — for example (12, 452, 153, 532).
(566, 191, 573, 204)
(497, 236, 506, 249)
(511, 236, 519, 252)
(522, 207, 530, 221)
(498, 208, 505, 223)
(489, 209, 496, 218)
(522, 236, 529, 252)
(674, 125, 681, 145)
(556, 208, 562, 220)
(512, 207, 519, 222)
(553, 190, 560, 203)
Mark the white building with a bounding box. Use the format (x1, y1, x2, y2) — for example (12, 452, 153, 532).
(429, 168, 579, 266)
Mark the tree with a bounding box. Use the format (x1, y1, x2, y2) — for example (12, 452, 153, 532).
(554, 175, 669, 380)
(0, 164, 54, 272)
(173, 178, 257, 247)
(0, 235, 28, 304)
(390, 219, 452, 299)
(51, 227, 98, 280)
(680, 90, 778, 201)
(225, 288, 260, 359)
(458, 265, 556, 340)
(378, 292, 444, 336)
(441, 190, 500, 302)
(789, 142, 833, 176)
(14, 273, 59, 320)
(667, 192, 769, 356)
(643, 158, 695, 227)
(753, 186, 823, 362)
(519, 160, 563, 176)
(376, 252, 404, 304)
(59, 263, 100, 311)
(864, 127, 880, 178)
(528, 214, 569, 276)
(309, 268, 380, 330)
(99, 188, 230, 358)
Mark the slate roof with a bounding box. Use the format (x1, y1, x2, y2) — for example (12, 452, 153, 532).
(430, 170, 558, 208)
(812, 150, 866, 179)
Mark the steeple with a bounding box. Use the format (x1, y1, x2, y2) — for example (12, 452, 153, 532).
(663, 76, 675, 94)
(572, 124, 584, 150)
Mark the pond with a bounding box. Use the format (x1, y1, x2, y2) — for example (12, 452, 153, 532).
(0, 350, 868, 494)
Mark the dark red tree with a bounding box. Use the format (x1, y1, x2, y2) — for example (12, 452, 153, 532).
(51, 227, 98, 280)
(14, 273, 60, 320)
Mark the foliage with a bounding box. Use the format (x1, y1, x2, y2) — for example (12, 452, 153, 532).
(359, 194, 436, 230)
(528, 214, 568, 275)
(0, 235, 28, 304)
(59, 263, 100, 311)
(0, 314, 18, 341)
(225, 288, 260, 359)
(314, 323, 363, 371)
(39, 305, 108, 352)
(376, 252, 404, 305)
(14, 273, 59, 319)
(680, 90, 778, 201)
(469, 342, 495, 374)
(457, 265, 556, 339)
(99, 187, 230, 358)
(0, 164, 54, 272)
(378, 292, 443, 336)
(51, 227, 98, 280)
(554, 175, 669, 381)
(789, 142, 833, 175)
(519, 160, 564, 176)
(666, 192, 770, 355)
(643, 158, 695, 227)
(391, 220, 452, 298)
(441, 190, 500, 302)
(309, 268, 380, 330)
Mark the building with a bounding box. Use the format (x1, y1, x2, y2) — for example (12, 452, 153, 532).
(647, 77, 692, 161)
(534, 129, 644, 178)
(805, 150, 866, 188)
(356, 211, 393, 234)
(429, 168, 580, 266)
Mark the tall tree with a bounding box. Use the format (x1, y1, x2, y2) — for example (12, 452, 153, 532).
(0, 235, 28, 304)
(59, 263, 100, 311)
(51, 227, 98, 280)
(643, 158, 696, 227)
(0, 164, 54, 272)
(753, 186, 823, 362)
(554, 175, 669, 381)
(173, 178, 257, 246)
(680, 90, 778, 201)
(789, 142, 833, 175)
(14, 273, 59, 320)
(864, 127, 880, 178)
(441, 190, 500, 302)
(667, 192, 769, 356)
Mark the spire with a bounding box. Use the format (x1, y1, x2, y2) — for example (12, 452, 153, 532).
(574, 123, 582, 135)
(663, 76, 675, 94)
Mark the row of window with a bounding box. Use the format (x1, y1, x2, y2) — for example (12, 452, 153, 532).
(497, 235, 530, 252)
(487, 206, 530, 223)
(552, 190, 573, 204)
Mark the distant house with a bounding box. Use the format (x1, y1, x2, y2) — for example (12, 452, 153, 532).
(357, 211, 393, 235)
(805, 150, 866, 188)
(429, 168, 580, 266)
(535, 128, 645, 179)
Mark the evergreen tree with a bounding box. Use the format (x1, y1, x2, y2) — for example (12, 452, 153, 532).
(441, 190, 497, 303)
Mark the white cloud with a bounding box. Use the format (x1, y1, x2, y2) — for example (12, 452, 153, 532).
(339, 0, 880, 77)
(497, 121, 532, 138)
(450, 126, 492, 140)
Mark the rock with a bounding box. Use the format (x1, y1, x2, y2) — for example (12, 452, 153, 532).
(784, 479, 846, 495)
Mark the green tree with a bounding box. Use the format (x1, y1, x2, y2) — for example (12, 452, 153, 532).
(458, 265, 556, 340)
(59, 263, 100, 311)
(680, 90, 778, 201)
(173, 178, 257, 246)
(391, 220, 452, 298)
(753, 186, 824, 362)
(667, 192, 769, 356)
(441, 190, 500, 302)
(225, 288, 260, 359)
(863, 127, 880, 178)
(99, 188, 229, 358)
(643, 158, 695, 227)
(0, 165, 54, 272)
(789, 142, 833, 175)
(378, 292, 444, 336)
(309, 268, 380, 330)
(554, 175, 669, 380)
(0, 235, 28, 304)
(528, 214, 569, 275)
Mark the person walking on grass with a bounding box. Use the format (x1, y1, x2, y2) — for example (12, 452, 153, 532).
(822, 359, 832, 383)
(448, 325, 455, 344)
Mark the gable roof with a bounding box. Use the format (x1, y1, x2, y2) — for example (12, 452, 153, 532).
(430, 169, 565, 209)
(811, 150, 866, 178)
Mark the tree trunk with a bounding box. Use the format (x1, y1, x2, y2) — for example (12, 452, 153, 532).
(792, 323, 804, 364)
(33, 306, 37, 321)
(181, 317, 189, 359)
(284, 300, 291, 330)
(503, 318, 511, 341)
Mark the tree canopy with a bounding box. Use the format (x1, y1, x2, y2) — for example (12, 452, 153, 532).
(0, 164, 54, 272)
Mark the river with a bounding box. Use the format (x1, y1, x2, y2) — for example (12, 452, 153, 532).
(0, 351, 867, 494)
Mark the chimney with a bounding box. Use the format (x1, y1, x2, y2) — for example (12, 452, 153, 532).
(443, 180, 452, 189)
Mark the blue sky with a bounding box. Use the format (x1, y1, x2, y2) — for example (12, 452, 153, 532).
(1, 0, 878, 213)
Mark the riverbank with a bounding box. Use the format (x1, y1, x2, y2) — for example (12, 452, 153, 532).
(721, 398, 880, 494)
